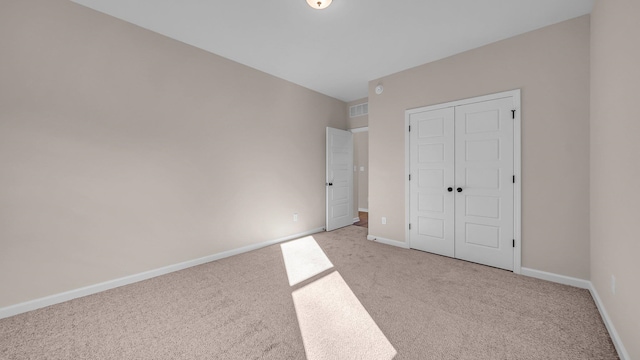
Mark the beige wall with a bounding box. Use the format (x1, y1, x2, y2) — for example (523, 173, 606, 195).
(0, 0, 346, 308)
(368, 16, 591, 279)
(590, 0, 640, 358)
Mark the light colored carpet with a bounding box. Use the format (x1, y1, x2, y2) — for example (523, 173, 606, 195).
(280, 235, 333, 286)
(0, 226, 618, 359)
(293, 271, 396, 360)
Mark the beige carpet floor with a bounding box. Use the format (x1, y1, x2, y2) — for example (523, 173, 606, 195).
(0, 226, 618, 359)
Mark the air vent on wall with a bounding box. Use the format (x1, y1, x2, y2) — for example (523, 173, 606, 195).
(349, 103, 368, 118)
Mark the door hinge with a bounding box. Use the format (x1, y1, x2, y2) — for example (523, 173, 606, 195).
(512, 109, 516, 119)
(513, 239, 515, 248)
(408, 125, 411, 132)
(409, 174, 411, 181)
(409, 223, 412, 230)
(513, 175, 515, 183)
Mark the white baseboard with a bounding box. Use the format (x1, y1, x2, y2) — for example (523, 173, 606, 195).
(588, 283, 630, 360)
(366, 234, 409, 249)
(520, 267, 590, 289)
(353, 217, 360, 223)
(521, 268, 628, 360)
(358, 208, 369, 212)
(0, 227, 325, 320)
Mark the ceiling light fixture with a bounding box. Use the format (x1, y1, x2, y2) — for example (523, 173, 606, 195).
(306, 0, 332, 10)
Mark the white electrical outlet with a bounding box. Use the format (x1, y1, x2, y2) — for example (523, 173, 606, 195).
(381, 217, 387, 225)
(293, 213, 298, 222)
(611, 275, 616, 295)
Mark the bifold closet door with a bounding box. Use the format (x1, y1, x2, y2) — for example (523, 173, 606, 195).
(453, 97, 514, 270)
(409, 107, 455, 257)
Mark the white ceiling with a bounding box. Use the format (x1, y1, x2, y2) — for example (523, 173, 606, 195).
(71, 0, 594, 102)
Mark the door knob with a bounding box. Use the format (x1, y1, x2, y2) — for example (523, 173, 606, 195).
(328, 182, 333, 186)
(457, 187, 463, 192)
(447, 187, 453, 192)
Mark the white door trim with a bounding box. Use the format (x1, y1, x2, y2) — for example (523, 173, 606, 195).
(350, 126, 369, 133)
(405, 89, 522, 273)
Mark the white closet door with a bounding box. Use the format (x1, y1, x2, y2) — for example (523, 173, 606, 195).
(409, 107, 455, 257)
(454, 97, 514, 270)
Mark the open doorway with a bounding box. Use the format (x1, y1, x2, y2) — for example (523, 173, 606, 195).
(352, 127, 368, 228)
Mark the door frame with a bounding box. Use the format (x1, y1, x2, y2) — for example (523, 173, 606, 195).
(404, 89, 522, 274)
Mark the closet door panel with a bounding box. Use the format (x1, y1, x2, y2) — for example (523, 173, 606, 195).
(409, 107, 455, 257)
(454, 97, 514, 270)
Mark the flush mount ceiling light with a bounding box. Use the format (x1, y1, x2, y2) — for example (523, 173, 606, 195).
(306, 0, 332, 10)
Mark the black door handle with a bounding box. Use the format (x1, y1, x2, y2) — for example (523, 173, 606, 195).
(328, 182, 333, 186)
(457, 187, 463, 192)
(447, 187, 453, 192)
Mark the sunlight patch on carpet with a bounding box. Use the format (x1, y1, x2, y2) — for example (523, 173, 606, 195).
(292, 271, 397, 360)
(280, 236, 334, 286)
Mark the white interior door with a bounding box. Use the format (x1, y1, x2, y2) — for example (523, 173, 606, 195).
(326, 127, 353, 231)
(409, 108, 455, 257)
(454, 97, 514, 270)
(407, 93, 517, 271)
